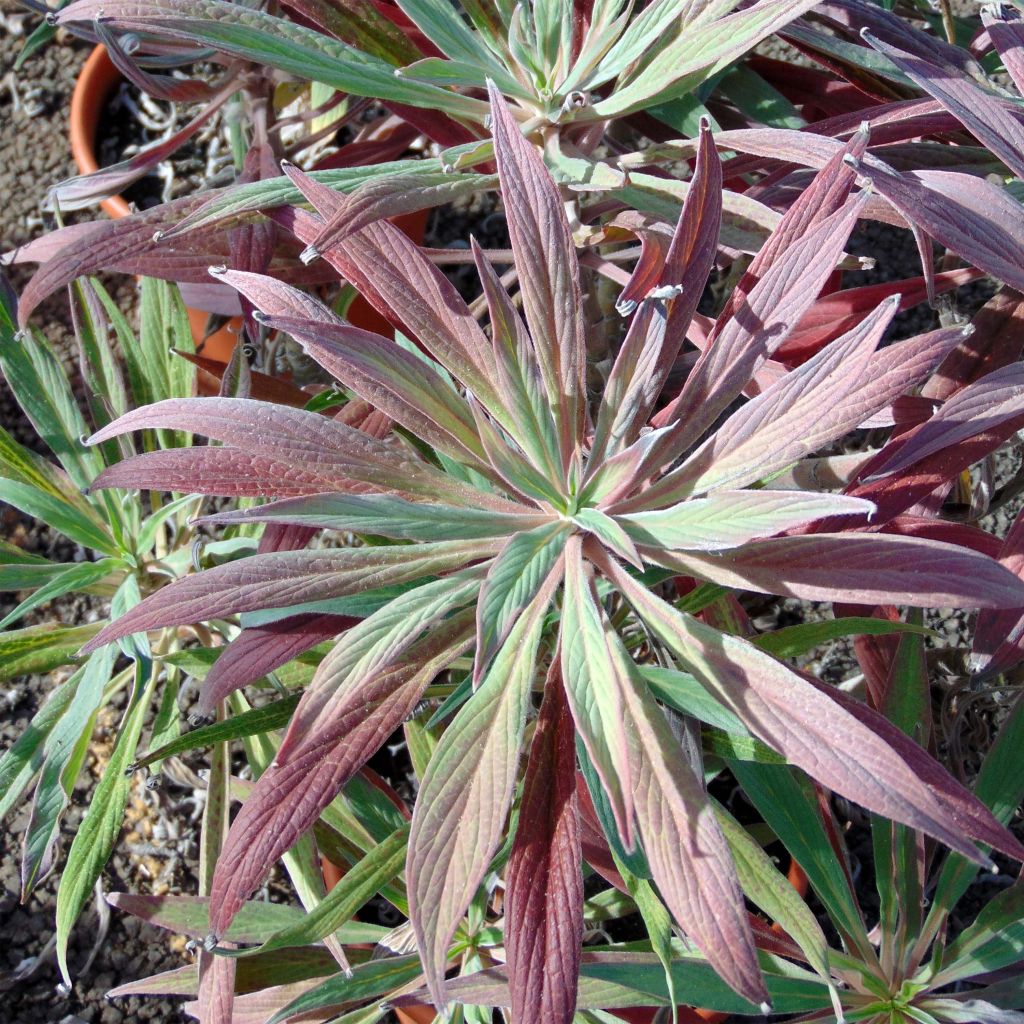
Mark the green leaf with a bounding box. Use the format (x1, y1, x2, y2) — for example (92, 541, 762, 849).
(0, 559, 124, 630)
(713, 802, 834, 986)
(0, 480, 119, 557)
(730, 761, 876, 966)
(0, 622, 103, 683)
(134, 694, 300, 768)
(0, 321, 102, 489)
(0, 666, 80, 821)
(475, 520, 567, 679)
(70, 278, 129, 427)
(640, 665, 746, 733)
(267, 955, 423, 1024)
(20, 648, 117, 896)
(753, 616, 936, 659)
(62, 0, 489, 120)
(613, 858, 679, 1022)
(109, 891, 385, 945)
(937, 882, 1024, 983)
(56, 661, 156, 982)
(224, 824, 408, 956)
(926, 693, 1024, 940)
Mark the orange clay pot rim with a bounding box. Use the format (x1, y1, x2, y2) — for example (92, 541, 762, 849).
(70, 44, 132, 220)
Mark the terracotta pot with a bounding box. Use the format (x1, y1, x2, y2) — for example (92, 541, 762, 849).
(70, 44, 240, 364)
(70, 46, 430, 367)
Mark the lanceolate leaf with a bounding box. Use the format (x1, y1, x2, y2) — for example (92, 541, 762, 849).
(85, 397, 519, 511)
(597, 550, 1022, 866)
(195, 613, 350, 715)
(488, 83, 586, 465)
(201, 491, 551, 542)
(55, 667, 156, 983)
(80, 542, 493, 654)
(647, 533, 1024, 608)
(862, 30, 1024, 181)
(616, 638, 768, 1005)
(560, 537, 637, 850)
(408, 572, 558, 1013)
(669, 297, 896, 495)
(506, 667, 582, 1024)
(849, 159, 1024, 294)
(590, 119, 722, 463)
(275, 572, 482, 764)
(475, 521, 569, 681)
(56, 0, 488, 119)
(618, 491, 873, 550)
(207, 612, 474, 938)
(865, 363, 1024, 481)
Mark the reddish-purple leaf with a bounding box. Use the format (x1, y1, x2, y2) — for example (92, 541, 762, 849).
(80, 542, 493, 655)
(861, 30, 1024, 180)
(973, 507, 1024, 678)
(408, 573, 560, 1012)
(591, 119, 722, 462)
(923, 288, 1024, 402)
(645, 533, 1024, 608)
(487, 82, 586, 466)
(49, 86, 231, 210)
(597, 549, 1022, 866)
(983, 7, 1024, 98)
(89, 446, 373, 498)
(778, 267, 981, 361)
(279, 163, 505, 416)
(623, 195, 867, 507)
(848, 158, 1024, 294)
(196, 613, 352, 716)
(667, 296, 896, 496)
(506, 666, 583, 1024)
(86, 397, 518, 510)
(865, 363, 1024, 481)
(208, 613, 473, 938)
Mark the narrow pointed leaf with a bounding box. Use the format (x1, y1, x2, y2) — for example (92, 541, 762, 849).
(506, 666, 583, 1024)
(408, 574, 557, 1011)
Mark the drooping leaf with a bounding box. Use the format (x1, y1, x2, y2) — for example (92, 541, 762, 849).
(506, 665, 582, 1024)
(408, 570, 559, 1011)
(597, 550, 1023, 866)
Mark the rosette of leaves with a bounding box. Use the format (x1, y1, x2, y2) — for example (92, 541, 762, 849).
(74, 90, 1024, 1018)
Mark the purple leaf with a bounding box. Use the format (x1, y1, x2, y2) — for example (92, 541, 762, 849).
(208, 613, 473, 938)
(861, 29, 1024, 180)
(196, 613, 352, 716)
(645, 533, 1024, 608)
(80, 542, 493, 655)
(972, 507, 1024, 678)
(848, 158, 1024, 294)
(279, 163, 506, 419)
(597, 549, 1023, 867)
(667, 295, 896, 496)
(983, 7, 1024, 98)
(86, 397, 519, 510)
(506, 666, 583, 1024)
(591, 119, 722, 462)
(89, 446, 373, 498)
(866, 363, 1024, 480)
(487, 82, 586, 466)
